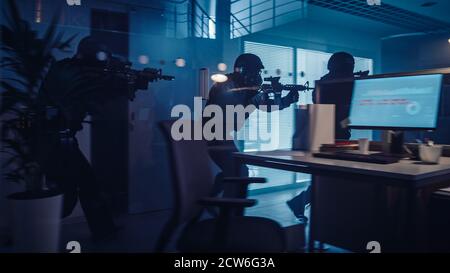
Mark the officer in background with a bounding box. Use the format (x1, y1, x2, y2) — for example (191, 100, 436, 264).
(206, 53, 299, 194)
(39, 36, 148, 241)
(315, 51, 356, 140)
(287, 52, 356, 222)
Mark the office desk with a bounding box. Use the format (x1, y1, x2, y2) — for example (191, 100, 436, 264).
(233, 150, 450, 252)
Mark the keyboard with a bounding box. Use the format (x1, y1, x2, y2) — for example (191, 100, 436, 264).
(313, 151, 400, 164)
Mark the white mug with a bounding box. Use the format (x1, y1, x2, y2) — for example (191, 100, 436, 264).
(358, 138, 370, 155)
(419, 145, 442, 164)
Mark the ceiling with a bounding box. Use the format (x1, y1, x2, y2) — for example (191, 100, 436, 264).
(92, 0, 450, 39)
(383, 0, 450, 24)
(306, 0, 450, 34)
(266, 0, 450, 39)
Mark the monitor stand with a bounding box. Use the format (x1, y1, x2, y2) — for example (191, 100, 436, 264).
(390, 131, 405, 154)
(377, 131, 409, 159)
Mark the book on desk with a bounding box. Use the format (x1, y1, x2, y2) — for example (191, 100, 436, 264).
(315, 141, 406, 164)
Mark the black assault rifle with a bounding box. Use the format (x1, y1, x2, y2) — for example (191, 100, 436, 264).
(261, 76, 314, 96)
(102, 57, 175, 85)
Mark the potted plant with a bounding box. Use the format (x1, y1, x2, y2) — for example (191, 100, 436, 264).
(1, 0, 75, 252)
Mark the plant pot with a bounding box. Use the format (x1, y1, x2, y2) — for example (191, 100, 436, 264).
(8, 190, 63, 253)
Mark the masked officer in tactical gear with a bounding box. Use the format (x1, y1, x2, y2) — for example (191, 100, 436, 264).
(287, 52, 356, 223)
(206, 53, 299, 195)
(315, 51, 356, 140)
(38, 36, 148, 242)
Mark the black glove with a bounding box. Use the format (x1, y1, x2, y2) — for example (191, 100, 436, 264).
(281, 90, 299, 109)
(250, 91, 270, 106)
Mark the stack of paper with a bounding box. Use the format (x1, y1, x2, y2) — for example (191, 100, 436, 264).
(293, 104, 335, 152)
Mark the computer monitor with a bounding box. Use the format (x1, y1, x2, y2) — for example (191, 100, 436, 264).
(348, 74, 443, 130)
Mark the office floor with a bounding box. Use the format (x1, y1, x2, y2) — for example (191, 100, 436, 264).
(61, 187, 312, 252)
(0, 187, 348, 253)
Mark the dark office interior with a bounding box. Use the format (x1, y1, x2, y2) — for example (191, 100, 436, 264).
(1, 0, 450, 255)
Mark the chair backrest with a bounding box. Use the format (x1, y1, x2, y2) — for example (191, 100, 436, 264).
(159, 120, 216, 225)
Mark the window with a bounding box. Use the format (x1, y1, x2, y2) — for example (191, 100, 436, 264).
(208, 17, 216, 38)
(243, 41, 294, 151)
(230, 0, 308, 39)
(192, 0, 216, 39)
(243, 41, 296, 190)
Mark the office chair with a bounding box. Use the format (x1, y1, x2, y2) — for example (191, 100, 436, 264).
(155, 120, 287, 252)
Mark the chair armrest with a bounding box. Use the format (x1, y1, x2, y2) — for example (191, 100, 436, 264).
(221, 177, 267, 184)
(199, 197, 257, 208)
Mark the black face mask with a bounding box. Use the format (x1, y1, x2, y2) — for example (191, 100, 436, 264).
(241, 70, 263, 87)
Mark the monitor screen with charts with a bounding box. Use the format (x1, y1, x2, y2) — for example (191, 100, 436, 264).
(348, 74, 443, 130)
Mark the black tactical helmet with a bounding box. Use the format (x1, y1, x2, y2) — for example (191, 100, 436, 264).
(75, 36, 111, 62)
(327, 52, 355, 74)
(234, 53, 265, 72)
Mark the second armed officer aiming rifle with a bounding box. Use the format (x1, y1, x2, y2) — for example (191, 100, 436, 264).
(81, 55, 175, 100)
(100, 56, 175, 85)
